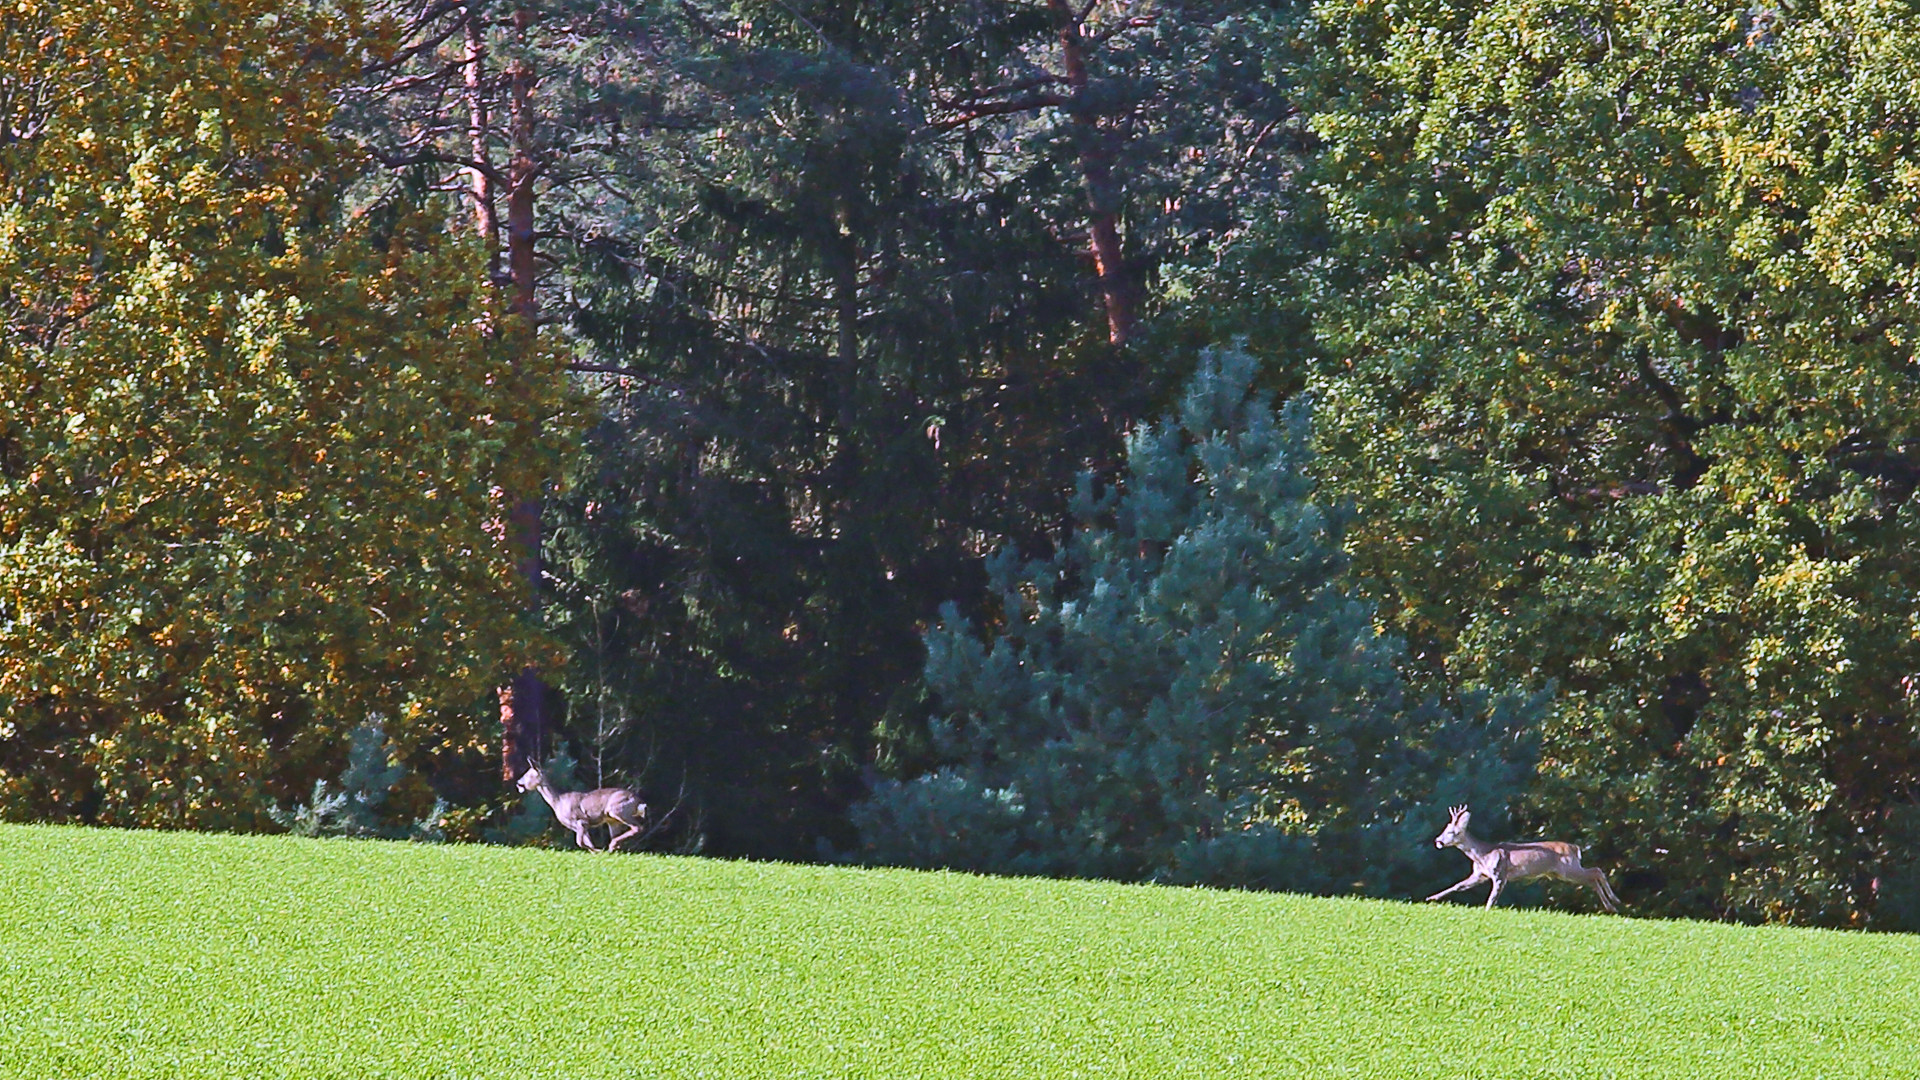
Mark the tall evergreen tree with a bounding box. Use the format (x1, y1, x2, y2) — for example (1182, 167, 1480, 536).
(336, 1, 1305, 854)
(512, 1, 1304, 855)
(851, 348, 1542, 895)
(348, 0, 609, 783)
(541, 3, 1121, 853)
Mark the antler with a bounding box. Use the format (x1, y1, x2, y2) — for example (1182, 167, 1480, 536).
(1448, 804, 1468, 819)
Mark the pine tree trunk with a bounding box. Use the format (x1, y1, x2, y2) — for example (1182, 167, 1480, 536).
(1051, 0, 1135, 346)
(499, 5, 547, 780)
(464, 11, 500, 276)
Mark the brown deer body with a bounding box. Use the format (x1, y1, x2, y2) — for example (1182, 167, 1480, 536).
(517, 766, 647, 851)
(1427, 805, 1620, 912)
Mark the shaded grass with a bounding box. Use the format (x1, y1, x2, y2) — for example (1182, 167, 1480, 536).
(1, 823, 1917, 1078)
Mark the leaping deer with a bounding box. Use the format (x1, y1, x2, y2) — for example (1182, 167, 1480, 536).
(1427, 805, 1621, 912)
(517, 766, 648, 852)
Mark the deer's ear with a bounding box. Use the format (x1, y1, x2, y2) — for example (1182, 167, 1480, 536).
(1457, 809, 1471, 828)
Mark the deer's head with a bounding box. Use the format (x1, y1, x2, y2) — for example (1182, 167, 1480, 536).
(516, 766, 544, 793)
(1434, 805, 1471, 848)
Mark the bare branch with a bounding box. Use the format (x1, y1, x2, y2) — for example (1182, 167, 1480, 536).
(1089, 15, 1157, 44)
(361, 59, 474, 97)
(675, 0, 736, 41)
(361, 2, 471, 76)
(359, 144, 511, 186)
(933, 72, 1062, 110)
(932, 93, 1066, 132)
(569, 362, 663, 382)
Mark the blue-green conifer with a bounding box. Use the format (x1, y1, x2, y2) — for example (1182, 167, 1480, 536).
(854, 347, 1542, 895)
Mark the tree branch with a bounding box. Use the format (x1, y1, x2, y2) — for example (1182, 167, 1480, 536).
(361, 3, 471, 76)
(932, 93, 1067, 132)
(361, 144, 510, 186)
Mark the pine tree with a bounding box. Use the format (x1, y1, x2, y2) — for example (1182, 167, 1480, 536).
(268, 720, 445, 840)
(851, 347, 1541, 893)
(340, 0, 1308, 857)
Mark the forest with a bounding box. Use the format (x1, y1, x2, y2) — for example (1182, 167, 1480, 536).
(5, 0, 1920, 930)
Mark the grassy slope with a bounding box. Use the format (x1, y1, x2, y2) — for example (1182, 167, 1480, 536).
(1, 825, 1916, 1079)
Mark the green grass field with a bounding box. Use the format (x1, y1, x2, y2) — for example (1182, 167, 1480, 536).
(1, 824, 1917, 1079)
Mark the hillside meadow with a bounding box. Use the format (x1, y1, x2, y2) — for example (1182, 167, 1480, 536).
(0, 823, 1916, 1079)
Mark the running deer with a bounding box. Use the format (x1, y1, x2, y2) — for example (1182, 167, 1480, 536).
(1427, 805, 1621, 912)
(516, 766, 648, 852)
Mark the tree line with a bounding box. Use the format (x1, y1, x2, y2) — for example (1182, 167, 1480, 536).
(4, 0, 1920, 928)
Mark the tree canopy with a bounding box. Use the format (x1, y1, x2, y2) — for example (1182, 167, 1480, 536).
(1295, 0, 1920, 924)
(7, 0, 1920, 928)
(852, 348, 1541, 897)
(0, 0, 570, 828)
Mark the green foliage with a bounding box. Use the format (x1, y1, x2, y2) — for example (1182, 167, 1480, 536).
(1874, 803, 1920, 933)
(519, 0, 1303, 858)
(1290, 0, 1920, 924)
(6, 823, 1920, 1078)
(0, 1, 572, 828)
(265, 782, 350, 840)
(853, 347, 1541, 895)
(848, 766, 1032, 875)
(268, 721, 446, 841)
(17, 0, 1920, 932)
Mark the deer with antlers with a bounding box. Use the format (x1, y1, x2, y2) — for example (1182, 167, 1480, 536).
(517, 766, 648, 852)
(1427, 805, 1621, 912)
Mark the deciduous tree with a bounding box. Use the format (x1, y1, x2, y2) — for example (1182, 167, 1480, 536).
(0, 0, 570, 827)
(1296, 0, 1920, 923)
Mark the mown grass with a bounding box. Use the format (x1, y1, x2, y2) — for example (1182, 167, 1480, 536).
(1, 824, 1917, 1079)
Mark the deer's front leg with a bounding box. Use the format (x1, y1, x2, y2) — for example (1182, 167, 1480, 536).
(571, 823, 597, 850)
(1426, 873, 1486, 902)
(1484, 875, 1506, 909)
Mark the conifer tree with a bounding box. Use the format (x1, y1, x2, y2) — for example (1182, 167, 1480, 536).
(342, 0, 1307, 855)
(528, 0, 1304, 857)
(852, 348, 1540, 893)
(268, 720, 446, 840)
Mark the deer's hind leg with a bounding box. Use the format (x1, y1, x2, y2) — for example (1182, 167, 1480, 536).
(1591, 867, 1621, 912)
(1566, 865, 1618, 912)
(606, 811, 645, 852)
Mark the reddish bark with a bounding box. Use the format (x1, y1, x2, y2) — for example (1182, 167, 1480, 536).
(1050, 0, 1136, 346)
(506, 11, 537, 325)
(463, 10, 499, 274)
(498, 673, 546, 781)
(496, 5, 549, 780)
